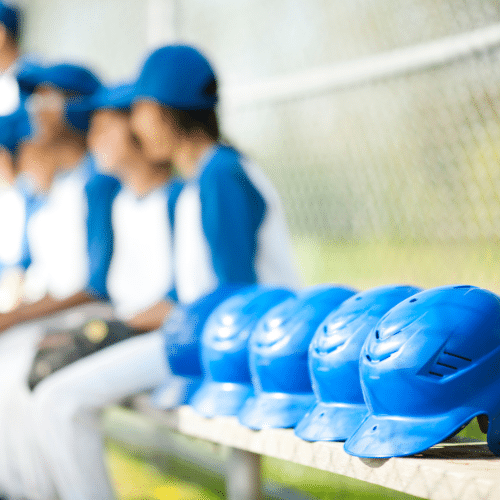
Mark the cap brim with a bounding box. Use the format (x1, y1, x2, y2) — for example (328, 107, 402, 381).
(344, 407, 477, 458)
(67, 83, 137, 115)
(190, 380, 253, 418)
(294, 401, 368, 442)
(238, 392, 315, 430)
(150, 375, 201, 410)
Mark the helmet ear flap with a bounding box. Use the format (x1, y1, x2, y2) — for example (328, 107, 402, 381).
(487, 414, 500, 455)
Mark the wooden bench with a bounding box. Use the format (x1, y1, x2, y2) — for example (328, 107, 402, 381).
(103, 394, 500, 500)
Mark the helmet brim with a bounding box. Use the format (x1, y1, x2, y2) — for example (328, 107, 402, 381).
(238, 391, 315, 430)
(150, 375, 201, 410)
(344, 408, 477, 458)
(190, 380, 253, 418)
(294, 401, 368, 442)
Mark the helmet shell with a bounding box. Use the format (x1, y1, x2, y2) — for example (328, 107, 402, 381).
(238, 284, 357, 430)
(295, 284, 422, 442)
(344, 285, 500, 458)
(151, 284, 243, 409)
(189, 285, 295, 417)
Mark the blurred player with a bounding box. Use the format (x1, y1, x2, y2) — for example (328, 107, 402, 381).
(0, 1, 41, 313)
(0, 63, 121, 499)
(79, 83, 180, 328)
(30, 44, 299, 500)
(0, 1, 38, 116)
(0, 105, 33, 312)
(0, 62, 120, 327)
(0, 82, 181, 500)
(131, 44, 299, 302)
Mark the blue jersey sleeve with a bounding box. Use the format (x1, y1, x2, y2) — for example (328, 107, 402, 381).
(85, 174, 121, 299)
(199, 150, 266, 285)
(19, 192, 46, 271)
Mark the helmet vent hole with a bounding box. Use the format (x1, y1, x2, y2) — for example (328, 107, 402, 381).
(323, 325, 328, 333)
(319, 412, 325, 418)
(429, 371, 444, 377)
(372, 426, 377, 431)
(409, 298, 417, 303)
(443, 351, 472, 362)
(355, 297, 362, 301)
(375, 330, 379, 339)
(454, 285, 471, 289)
(366, 354, 372, 361)
(436, 361, 457, 370)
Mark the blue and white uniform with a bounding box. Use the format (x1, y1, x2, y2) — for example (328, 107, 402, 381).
(172, 144, 299, 304)
(0, 0, 33, 116)
(22, 155, 118, 303)
(0, 61, 22, 117)
(26, 178, 181, 500)
(106, 182, 178, 319)
(0, 154, 121, 500)
(0, 104, 36, 311)
(0, 184, 25, 266)
(0, 174, 44, 312)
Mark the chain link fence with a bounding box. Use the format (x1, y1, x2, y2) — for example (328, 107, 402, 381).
(174, 0, 500, 243)
(20, 0, 500, 287)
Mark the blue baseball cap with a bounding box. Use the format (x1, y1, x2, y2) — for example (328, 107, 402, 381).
(65, 83, 135, 133)
(18, 63, 101, 133)
(67, 83, 135, 114)
(134, 44, 218, 111)
(17, 63, 101, 97)
(0, 2, 20, 41)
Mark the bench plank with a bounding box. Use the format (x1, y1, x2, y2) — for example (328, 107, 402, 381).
(132, 395, 500, 500)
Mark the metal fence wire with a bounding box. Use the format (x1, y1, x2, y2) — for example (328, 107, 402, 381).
(174, 0, 500, 242)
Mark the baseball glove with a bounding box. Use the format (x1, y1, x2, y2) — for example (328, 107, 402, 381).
(28, 319, 139, 390)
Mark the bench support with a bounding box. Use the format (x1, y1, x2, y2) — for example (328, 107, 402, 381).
(226, 448, 262, 500)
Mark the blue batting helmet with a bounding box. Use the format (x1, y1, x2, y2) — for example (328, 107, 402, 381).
(151, 284, 243, 409)
(344, 285, 500, 458)
(295, 284, 422, 442)
(190, 285, 295, 417)
(238, 284, 357, 430)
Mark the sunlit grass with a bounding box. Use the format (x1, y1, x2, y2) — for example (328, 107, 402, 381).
(106, 439, 423, 500)
(106, 441, 219, 500)
(293, 236, 500, 293)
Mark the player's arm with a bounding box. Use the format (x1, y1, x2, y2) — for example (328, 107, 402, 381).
(200, 163, 265, 285)
(0, 290, 96, 333)
(125, 300, 174, 332)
